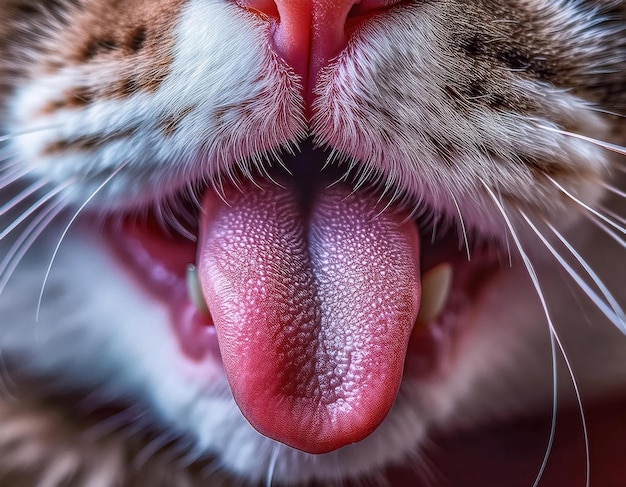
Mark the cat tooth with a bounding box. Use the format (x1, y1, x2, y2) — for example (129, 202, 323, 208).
(186, 264, 210, 316)
(416, 263, 453, 326)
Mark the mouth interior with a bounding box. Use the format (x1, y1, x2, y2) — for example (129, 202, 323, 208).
(106, 143, 497, 454)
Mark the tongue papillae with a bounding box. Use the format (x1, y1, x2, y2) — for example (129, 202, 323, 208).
(197, 177, 421, 454)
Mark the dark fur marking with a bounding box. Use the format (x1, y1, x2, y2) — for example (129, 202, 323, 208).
(10, 3, 39, 15)
(466, 81, 486, 99)
(82, 37, 118, 61)
(65, 87, 93, 107)
(161, 106, 195, 136)
(527, 57, 555, 81)
(37, 88, 92, 115)
(43, 130, 135, 156)
(496, 49, 531, 71)
(38, 100, 66, 116)
(496, 49, 555, 81)
(487, 93, 508, 110)
(446, 82, 514, 113)
(117, 79, 140, 97)
(443, 85, 462, 102)
(128, 27, 147, 53)
(460, 34, 487, 58)
(523, 156, 579, 182)
(459, 81, 520, 112)
(442, 84, 476, 114)
(141, 74, 164, 93)
(429, 136, 456, 167)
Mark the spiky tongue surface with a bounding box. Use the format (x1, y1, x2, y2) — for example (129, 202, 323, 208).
(197, 177, 421, 454)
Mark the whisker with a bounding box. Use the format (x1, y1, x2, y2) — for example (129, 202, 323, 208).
(536, 124, 626, 157)
(547, 219, 626, 329)
(82, 409, 141, 443)
(582, 211, 626, 249)
(482, 183, 558, 487)
(598, 179, 626, 199)
(36, 165, 128, 320)
(522, 212, 625, 333)
(599, 205, 626, 228)
(0, 179, 49, 216)
(481, 180, 589, 487)
(158, 198, 196, 241)
(0, 166, 35, 191)
(0, 123, 63, 143)
(210, 171, 230, 207)
(549, 177, 626, 234)
(449, 192, 471, 261)
(430, 215, 438, 244)
(133, 432, 177, 471)
(82, 406, 146, 443)
(266, 442, 280, 487)
(584, 106, 626, 119)
(0, 350, 18, 402)
(0, 153, 21, 166)
(0, 200, 67, 295)
(496, 186, 513, 267)
(0, 181, 73, 241)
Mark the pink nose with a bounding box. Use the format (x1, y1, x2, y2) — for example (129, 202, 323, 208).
(237, 0, 400, 102)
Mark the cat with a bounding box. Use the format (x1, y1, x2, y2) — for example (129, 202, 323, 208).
(0, 0, 624, 485)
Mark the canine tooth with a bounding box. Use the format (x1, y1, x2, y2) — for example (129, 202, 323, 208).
(416, 263, 453, 325)
(186, 264, 210, 316)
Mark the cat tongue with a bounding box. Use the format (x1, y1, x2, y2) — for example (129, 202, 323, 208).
(197, 178, 421, 454)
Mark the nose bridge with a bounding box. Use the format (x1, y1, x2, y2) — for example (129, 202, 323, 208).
(273, 0, 357, 85)
(238, 0, 398, 105)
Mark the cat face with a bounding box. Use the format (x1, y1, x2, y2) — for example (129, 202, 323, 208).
(0, 0, 624, 484)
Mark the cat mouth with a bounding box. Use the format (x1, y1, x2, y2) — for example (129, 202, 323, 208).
(105, 142, 500, 454)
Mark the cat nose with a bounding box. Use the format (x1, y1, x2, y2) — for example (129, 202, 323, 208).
(237, 0, 400, 98)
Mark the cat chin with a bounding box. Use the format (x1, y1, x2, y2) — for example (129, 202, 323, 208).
(0, 216, 560, 484)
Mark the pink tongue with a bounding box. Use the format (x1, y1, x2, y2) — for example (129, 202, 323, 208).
(197, 178, 421, 454)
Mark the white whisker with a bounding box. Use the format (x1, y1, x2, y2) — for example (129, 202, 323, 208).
(546, 219, 626, 328)
(0, 123, 63, 143)
(158, 198, 196, 241)
(0, 350, 18, 402)
(0, 156, 24, 170)
(598, 180, 626, 199)
(36, 165, 128, 320)
(0, 149, 17, 162)
(583, 211, 626, 249)
(0, 200, 66, 295)
(537, 124, 626, 157)
(0, 179, 49, 216)
(133, 432, 176, 471)
(522, 212, 625, 333)
(549, 177, 626, 235)
(497, 187, 513, 267)
(430, 216, 439, 244)
(0, 166, 35, 191)
(0, 181, 72, 241)
(481, 180, 589, 487)
(584, 106, 626, 119)
(266, 443, 280, 487)
(210, 171, 230, 207)
(83, 407, 146, 443)
(599, 205, 626, 228)
(449, 191, 471, 261)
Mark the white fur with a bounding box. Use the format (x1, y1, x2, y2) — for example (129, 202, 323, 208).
(7, 1, 304, 208)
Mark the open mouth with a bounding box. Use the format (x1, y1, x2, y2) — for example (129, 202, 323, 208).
(105, 141, 500, 454)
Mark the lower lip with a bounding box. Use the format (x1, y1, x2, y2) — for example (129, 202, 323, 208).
(105, 218, 222, 363)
